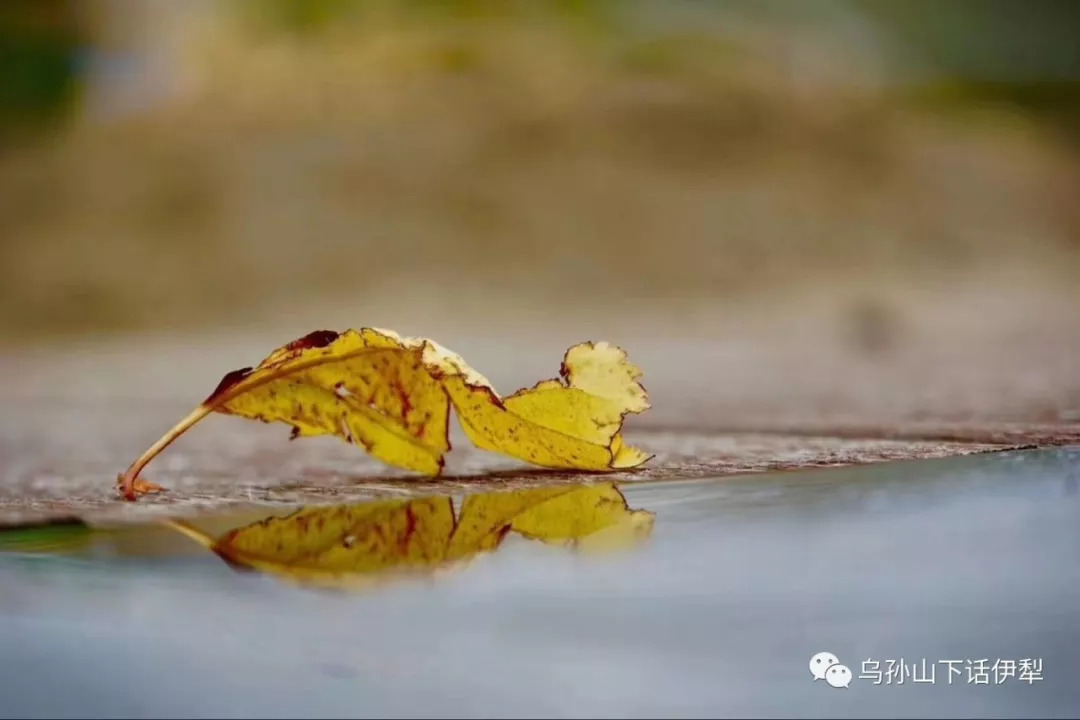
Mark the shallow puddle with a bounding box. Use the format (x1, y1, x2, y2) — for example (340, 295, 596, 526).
(0, 447, 1077, 718)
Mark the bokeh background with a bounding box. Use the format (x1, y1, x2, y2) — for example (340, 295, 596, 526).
(1, 0, 1078, 368)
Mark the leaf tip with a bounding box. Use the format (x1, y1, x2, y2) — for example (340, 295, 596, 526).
(561, 340, 650, 415)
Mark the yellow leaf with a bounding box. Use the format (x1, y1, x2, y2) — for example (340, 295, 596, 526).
(211, 328, 451, 475)
(118, 329, 651, 500)
(430, 340, 653, 474)
(164, 482, 654, 591)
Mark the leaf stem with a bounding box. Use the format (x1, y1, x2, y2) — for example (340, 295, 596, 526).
(159, 518, 216, 550)
(116, 405, 213, 501)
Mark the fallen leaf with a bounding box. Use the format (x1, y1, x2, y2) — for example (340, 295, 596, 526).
(164, 481, 654, 591)
(437, 340, 653, 472)
(117, 328, 651, 500)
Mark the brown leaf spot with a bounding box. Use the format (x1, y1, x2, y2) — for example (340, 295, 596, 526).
(204, 366, 254, 404)
(285, 330, 340, 352)
(399, 505, 418, 554)
(394, 379, 413, 417)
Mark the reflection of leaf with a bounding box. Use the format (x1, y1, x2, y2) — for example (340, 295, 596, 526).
(0, 519, 95, 555)
(573, 511, 656, 554)
(509, 484, 654, 548)
(118, 329, 651, 500)
(447, 486, 571, 559)
(165, 482, 654, 591)
(446, 482, 654, 559)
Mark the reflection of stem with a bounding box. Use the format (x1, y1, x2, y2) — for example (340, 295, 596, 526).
(159, 518, 216, 550)
(116, 405, 213, 502)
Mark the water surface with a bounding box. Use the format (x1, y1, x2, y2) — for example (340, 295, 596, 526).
(0, 447, 1077, 718)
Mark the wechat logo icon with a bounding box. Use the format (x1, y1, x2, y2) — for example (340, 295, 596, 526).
(810, 651, 852, 689)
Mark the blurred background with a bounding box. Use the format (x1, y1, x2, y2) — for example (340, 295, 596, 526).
(3, 7, 1080, 713)
(0, 0, 1078, 370)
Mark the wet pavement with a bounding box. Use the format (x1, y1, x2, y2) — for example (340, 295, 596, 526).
(0, 399, 1008, 526)
(0, 446, 1077, 718)
(3, 322, 1078, 525)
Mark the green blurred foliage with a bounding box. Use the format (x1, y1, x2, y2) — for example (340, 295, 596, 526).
(239, 0, 622, 35)
(854, 0, 1080, 137)
(240, 0, 360, 34)
(0, 0, 81, 141)
(853, 0, 1080, 82)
